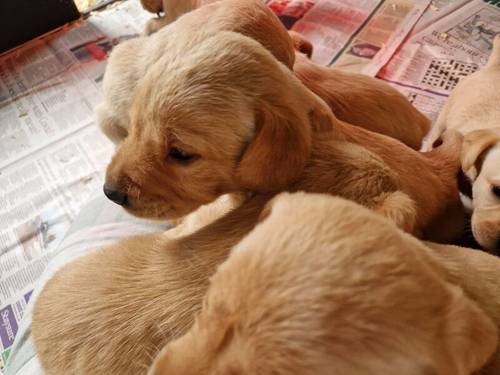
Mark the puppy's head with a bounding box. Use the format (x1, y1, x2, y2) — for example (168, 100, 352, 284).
(103, 32, 333, 219)
(98, 0, 297, 145)
(149, 193, 497, 375)
(462, 128, 500, 251)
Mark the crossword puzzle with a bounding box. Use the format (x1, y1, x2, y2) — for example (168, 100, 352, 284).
(421, 59, 479, 91)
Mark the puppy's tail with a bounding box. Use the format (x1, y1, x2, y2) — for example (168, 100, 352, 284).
(486, 34, 500, 68)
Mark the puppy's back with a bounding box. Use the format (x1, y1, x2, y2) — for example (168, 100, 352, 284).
(152, 194, 496, 375)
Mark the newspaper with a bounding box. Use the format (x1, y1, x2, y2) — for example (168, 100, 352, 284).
(268, 0, 432, 73)
(377, 0, 500, 121)
(0, 2, 150, 371)
(1, 0, 498, 373)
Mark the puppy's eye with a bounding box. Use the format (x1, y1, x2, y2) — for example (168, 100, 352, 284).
(492, 186, 500, 198)
(168, 147, 198, 164)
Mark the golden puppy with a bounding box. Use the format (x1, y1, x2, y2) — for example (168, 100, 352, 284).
(148, 193, 497, 375)
(289, 31, 430, 150)
(421, 35, 500, 251)
(32, 195, 269, 375)
(104, 31, 463, 241)
(101, 1, 430, 149)
(32, 192, 500, 375)
(97, 0, 295, 144)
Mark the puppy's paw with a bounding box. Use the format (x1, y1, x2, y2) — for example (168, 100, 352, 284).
(373, 191, 417, 234)
(144, 16, 170, 35)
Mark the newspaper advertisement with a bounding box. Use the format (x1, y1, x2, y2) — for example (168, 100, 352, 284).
(0, 2, 150, 371)
(377, 0, 500, 121)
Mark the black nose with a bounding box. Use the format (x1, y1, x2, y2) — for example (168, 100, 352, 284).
(103, 185, 128, 206)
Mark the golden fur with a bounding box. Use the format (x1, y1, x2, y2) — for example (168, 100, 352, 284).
(148, 193, 498, 375)
(100, 0, 430, 149)
(140, 0, 212, 35)
(32, 193, 500, 375)
(421, 35, 500, 251)
(104, 31, 463, 241)
(98, 0, 295, 144)
(289, 31, 430, 150)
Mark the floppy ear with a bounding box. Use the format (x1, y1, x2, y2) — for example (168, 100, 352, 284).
(236, 103, 312, 192)
(461, 128, 500, 180)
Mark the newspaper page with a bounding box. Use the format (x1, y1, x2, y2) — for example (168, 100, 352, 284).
(0, 2, 150, 371)
(377, 0, 500, 121)
(268, 0, 433, 75)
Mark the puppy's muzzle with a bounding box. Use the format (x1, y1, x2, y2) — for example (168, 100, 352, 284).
(103, 184, 129, 207)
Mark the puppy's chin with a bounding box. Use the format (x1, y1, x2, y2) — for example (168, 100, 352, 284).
(471, 212, 500, 252)
(123, 200, 203, 221)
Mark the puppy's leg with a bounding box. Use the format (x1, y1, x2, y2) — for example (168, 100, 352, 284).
(420, 106, 450, 152)
(372, 191, 418, 234)
(165, 193, 248, 238)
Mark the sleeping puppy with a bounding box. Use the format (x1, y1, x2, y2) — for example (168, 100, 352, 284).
(421, 35, 500, 251)
(32, 195, 270, 375)
(148, 192, 497, 375)
(100, 0, 430, 149)
(289, 31, 430, 150)
(104, 31, 464, 241)
(98, 0, 295, 144)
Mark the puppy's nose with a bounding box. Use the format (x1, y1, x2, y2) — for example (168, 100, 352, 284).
(103, 184, 128, 206)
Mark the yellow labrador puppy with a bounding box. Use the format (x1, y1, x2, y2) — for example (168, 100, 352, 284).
(103, 31, 463, 241)
(148, 192, 498, 375)
(102, 0, 430, 150)
(422, 35, 500, 251)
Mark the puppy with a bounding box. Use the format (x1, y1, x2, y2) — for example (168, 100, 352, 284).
(421, 35, 500, 251)
(289, 31, 430, 150)
(100, 0, 430, 149)
(32, 195, 270, 375)
(98, 0, 295, 144)
(32, 191, 498, 375)
(148, 192, 497, 375)
(104, 31, 463, 241)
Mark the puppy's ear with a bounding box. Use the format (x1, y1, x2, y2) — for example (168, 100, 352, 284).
(236, 103, 312, 192)
(461, 128, 500, 180)
(439, 285, 497, 375)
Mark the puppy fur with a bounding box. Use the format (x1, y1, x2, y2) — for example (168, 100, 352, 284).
(421, 35, 500, 251)
(104, 31, 463, 241)
(289, 31, 430, 150)
(140, 0, 211, 35)
(100, 0, 430, 150)
(148, 193, 498, 375)
(98, 0, 295, 144)
(32, 195, 269, 375)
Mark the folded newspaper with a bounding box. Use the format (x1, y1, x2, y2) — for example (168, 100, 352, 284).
(1, 0, 500, 372)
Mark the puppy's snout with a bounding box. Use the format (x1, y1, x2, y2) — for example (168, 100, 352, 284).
(103, 184, 129, 207)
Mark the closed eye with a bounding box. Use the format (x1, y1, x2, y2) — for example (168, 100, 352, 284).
(168, 147, 199, 165)
(492, 185, 500, 198)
